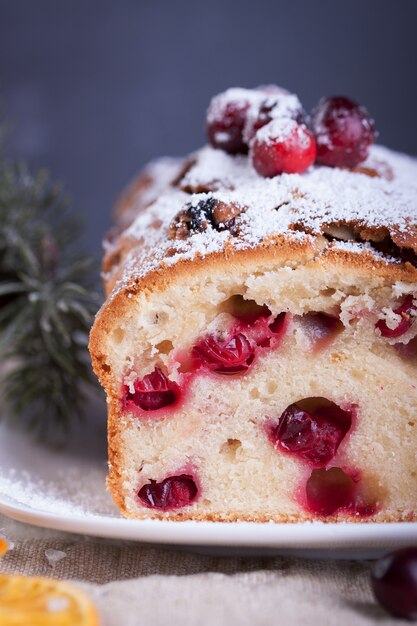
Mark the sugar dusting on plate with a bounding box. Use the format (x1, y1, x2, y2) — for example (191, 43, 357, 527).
(0, 466, 117, 519)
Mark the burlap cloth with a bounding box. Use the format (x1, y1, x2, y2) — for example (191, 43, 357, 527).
(0, 515, 403, 625)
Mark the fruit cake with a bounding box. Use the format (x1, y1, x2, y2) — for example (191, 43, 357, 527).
(90, 86, 417, 522)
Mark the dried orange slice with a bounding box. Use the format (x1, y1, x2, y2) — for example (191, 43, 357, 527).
(0, 574, 100, 625)
(0, 540, 8, 557)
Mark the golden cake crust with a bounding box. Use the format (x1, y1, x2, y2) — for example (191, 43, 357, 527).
(100, 143, 417, 297)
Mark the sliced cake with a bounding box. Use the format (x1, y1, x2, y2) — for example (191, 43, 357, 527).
(90, 86, 417, 521)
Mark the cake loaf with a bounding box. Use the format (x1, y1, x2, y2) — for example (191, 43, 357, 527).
(90, 86, 417, 521)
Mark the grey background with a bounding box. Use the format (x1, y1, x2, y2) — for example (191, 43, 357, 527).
(0, 0, 416, 255)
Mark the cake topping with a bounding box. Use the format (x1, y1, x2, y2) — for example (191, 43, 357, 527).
(206, 86, 305, 156)
(206, 88, 254, 154)
(207, 87, 376, 175)
(311, 95, 376, 167)
(105, 86, 417, 297)
(243, 88, 305, 142)
(169, 197, 245, 239)
(250, 118, 317, 176)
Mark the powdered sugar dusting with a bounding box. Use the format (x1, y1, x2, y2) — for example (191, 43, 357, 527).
(114, 157, 185, 232)
(0, 466, 116, 518)
(254, 118, 304, 145)
(206, 87, 264, 124)
(108, 143, 417, 297)
(182, 147, 250, 190)
(45, 548, 67, 567)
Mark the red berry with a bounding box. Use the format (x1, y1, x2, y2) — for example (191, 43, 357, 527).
(206, 88, 253, 154)
(251, 119, 317, 177)
(269, 312, 289, 336)
(395, 336, 417, 360)
(244, 93, 305, 142)
(125, 368, 179, 412)
(311, 95, 376, 167)
(138, 474, 198, 510)
(271, 399, 352, 467)
(376, 295, 416, 339)
(305, 467, 355, 516)
(299, 312, 343, 351)
(192, 333, 255, 375)
(372, 548, 417, 619)
(240, 311, 289, 350)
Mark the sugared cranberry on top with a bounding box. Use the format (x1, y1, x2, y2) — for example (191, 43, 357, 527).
(244, 92, 305, 142)
(311, 96, 376, 167)
(206, 88, 253, 154)
(376, 295, 416, 339)
(251, 119, 317, 177)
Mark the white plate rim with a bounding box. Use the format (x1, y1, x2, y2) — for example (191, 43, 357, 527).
(2, 491, 417, 550)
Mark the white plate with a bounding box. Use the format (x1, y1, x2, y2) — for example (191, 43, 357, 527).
(1, 406, 417, 559)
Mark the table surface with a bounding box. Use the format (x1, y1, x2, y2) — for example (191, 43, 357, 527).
(0, 512, 402, 626)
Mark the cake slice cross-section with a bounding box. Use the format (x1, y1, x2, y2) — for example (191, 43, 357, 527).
(90, 86, 417, 522)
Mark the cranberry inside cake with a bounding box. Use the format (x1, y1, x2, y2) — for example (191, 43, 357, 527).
(90, 85, 417, 522)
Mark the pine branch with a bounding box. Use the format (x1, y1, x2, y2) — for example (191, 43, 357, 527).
(0, 162, 101, 439)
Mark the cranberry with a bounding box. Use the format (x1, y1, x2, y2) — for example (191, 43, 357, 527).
(299, 312, 343, 350)
(192, 333, 255, 375)
(251, 119, 317, 177)
(125, 368, 179, 412)
(395, 336, 417, 360)
(244, 93, 305, 141)
(372, 548, 417, 619)
(311, 96, 376, 167)
(138, 474, 198, 510)
(305, 467, 355, 515)
(271, 399, 352, 467)
(376, 295, 416, 339)
(238, 312, 285, 349)
(206, 89, 251, 154)
(237, 311, 289, 349)
(269, 312, 289, 336)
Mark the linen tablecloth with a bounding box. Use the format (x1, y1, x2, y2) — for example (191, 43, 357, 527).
(0, 513, 402, 625)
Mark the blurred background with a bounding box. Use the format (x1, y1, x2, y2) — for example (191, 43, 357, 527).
(0, 0, 416, 256)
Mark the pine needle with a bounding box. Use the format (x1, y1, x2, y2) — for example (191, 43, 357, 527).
(0, 158, 100, 438)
